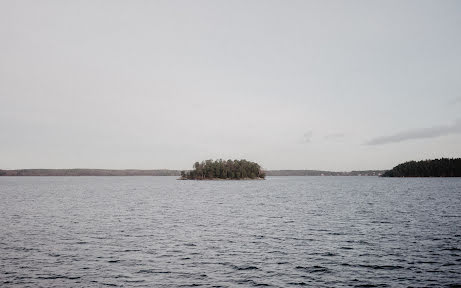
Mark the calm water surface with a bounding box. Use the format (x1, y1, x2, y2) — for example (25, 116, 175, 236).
(1, 176, 460, 287)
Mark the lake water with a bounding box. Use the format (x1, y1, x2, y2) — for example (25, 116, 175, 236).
(1, 176, 460, 287)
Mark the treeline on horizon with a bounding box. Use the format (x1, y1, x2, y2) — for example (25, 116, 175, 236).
(0, 169, 180, 176)
(382, 158, 461, 177)
(0, 168, 386, 177)
(181, 159, 265, 180)
(265, 170, 384, 176)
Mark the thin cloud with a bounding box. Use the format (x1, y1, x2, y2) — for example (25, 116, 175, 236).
(324, 133, 345, 141)
(449, 97, 461, 105)
(366, 120, 461, 145)
(303, 131, 313, 143)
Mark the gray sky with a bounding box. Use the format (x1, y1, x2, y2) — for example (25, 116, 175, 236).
(1, 0, 460, 170)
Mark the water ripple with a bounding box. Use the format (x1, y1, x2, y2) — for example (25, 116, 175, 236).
(0, 176, 460, 287)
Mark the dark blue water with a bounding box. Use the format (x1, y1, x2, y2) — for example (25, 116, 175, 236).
(1, 176, 460, 287)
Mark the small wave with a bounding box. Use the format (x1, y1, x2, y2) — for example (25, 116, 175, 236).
(358, 264, 404, 270)
(119, 249, 141, 252)
(443, 247, 461, 251)
(277, 261, 289, 265)
(108, 260, 120, 263)
(37, 275, 81, 280)
(113, 274, 130, 279)
(295, 265, 330, 273)
(415, 261, 438, 264)
(124, 279, 146, 283)
(12, 247, 38, 252)
(267, 250, 286, 255)
(137, 269, 171, 274)
(48, 253, 61, 257)
(235, 279, 270, 286)
(231, 265, 259, 271)
(288, 282, 308, 286)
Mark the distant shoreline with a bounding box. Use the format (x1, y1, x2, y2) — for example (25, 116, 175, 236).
(0, 169, 385, 177)
(0, 169, 180, 177)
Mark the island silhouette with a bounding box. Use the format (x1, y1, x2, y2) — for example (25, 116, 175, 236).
(382, 158, 461, 177)
(180, 159, 266, 180)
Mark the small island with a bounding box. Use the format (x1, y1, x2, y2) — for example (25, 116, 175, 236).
(180, 159, 266, 180)
(382, 158, 461, 177)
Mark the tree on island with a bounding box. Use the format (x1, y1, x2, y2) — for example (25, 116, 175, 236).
(180, 159, 266, 180)
(382, 158, 461, 177)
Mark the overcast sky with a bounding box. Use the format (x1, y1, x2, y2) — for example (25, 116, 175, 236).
(1, 0, 460, 170)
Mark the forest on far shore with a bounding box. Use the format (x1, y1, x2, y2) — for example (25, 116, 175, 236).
(382, 158, 461, 177)
(181, 159, 265, 180)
